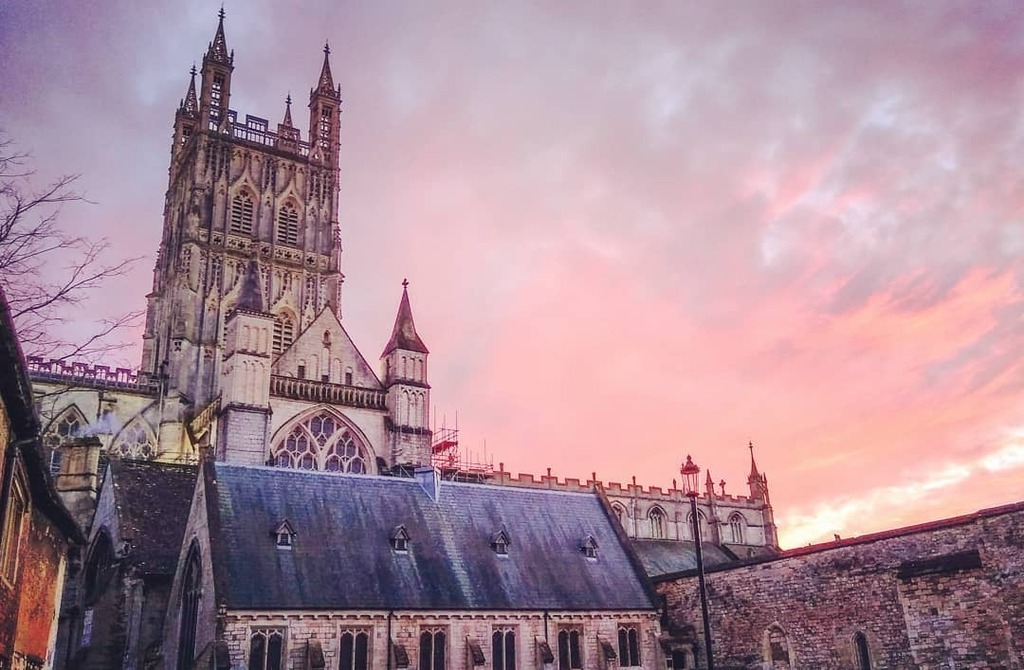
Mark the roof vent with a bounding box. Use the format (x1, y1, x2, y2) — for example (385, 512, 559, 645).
(391, 525, 411, 553)
(580, 535, 598, 560)
(492, 527, 512, 556)
(272, 519, 296, 550)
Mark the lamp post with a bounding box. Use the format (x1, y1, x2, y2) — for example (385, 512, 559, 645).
(680, 455, 714, 670)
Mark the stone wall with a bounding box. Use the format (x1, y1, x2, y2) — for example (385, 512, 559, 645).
(655, 502, 1024, 669)
(218, 610, 661, 670)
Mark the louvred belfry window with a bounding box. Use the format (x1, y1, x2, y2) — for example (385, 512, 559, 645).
(276, 204, 298, 245)
(231, 194, 254, 235)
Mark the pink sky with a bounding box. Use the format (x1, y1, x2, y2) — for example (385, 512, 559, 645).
(2, 1, 1023, 547)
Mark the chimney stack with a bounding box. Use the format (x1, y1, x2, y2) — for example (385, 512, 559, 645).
(55, 436, 103, 532)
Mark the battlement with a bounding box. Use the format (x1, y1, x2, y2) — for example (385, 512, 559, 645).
(487, 465, 762, 506)
(27, 356, 160, 394)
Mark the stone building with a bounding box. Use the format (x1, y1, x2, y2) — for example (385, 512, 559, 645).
(0, 286, 82, 670)
(25, 11, 776, 670)
(655, 501, 1024, 669)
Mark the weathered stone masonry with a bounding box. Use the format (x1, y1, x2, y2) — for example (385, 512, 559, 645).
(655, 502, 1024, 669)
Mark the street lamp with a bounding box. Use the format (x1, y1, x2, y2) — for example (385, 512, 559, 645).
(680, 455, 714, 670)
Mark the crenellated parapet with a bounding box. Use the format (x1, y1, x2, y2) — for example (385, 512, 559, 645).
(27, 356, 160, 394)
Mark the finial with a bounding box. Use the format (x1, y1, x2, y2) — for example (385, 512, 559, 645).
(218, 5, 225, 20)
(324, 42, 331, 56)
(190, 64, 197, 77)
(402, 278, 409, 288)
(749, 440, 754, 453)
(286, 93, 292, 106)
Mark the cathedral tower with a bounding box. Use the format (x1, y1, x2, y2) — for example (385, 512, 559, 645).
(381, 282, 432, 467)
(141, 11, 344, 408)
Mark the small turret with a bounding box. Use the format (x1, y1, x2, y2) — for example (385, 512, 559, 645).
(747, 441, 779, 548)
(171, 66, 200, 161)
(308, 43, 342, 167)
(216, 260, 273, 464)
(198, 8, 234, 132)
(381, 280, 431, 468)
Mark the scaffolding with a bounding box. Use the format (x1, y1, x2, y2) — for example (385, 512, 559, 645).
(430, 412, 493, 481)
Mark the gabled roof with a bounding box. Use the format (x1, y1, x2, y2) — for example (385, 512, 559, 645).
(382, 284, 429, 357)
(272, 307, 383, 389)
(233, 260, 266, 314)
(109, 459, 198, 576)
(209, 463, 656, 611)
(629, 539, 738, 578)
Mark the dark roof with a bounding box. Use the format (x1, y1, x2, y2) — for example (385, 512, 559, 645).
(110, 459, 198, 576)
(210, 463, 657, 611)
(382, 285, 429, 356)
(0, 286, 82, 542)
(630, 539, 737, 578)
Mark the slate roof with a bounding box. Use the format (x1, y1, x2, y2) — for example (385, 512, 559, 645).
(110, 459, 198, 576)
(209, 463, 657, 611)
(630, 539, 737, 578)
(382, 285, 429, 356)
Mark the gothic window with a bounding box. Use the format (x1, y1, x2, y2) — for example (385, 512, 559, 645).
(557, 627, 582, 670)
(729, 514, 746, 544)
(249, 628, 285, 670)
(0, 477, 26, 584)
(687, 510, 708, 542)
(230, 193, 255, 235)
(176, 543, 202, 670)
(345, 368, 353, 386)
(339, 630, 370, 670)
(276, 204, 299, 245)
(210, 74, 225, 129)
(611, 503, 626, 526)
(419, 629, 447, 670)
(272, 314, 295, 354)
(765, 625, 791, 669)
(854, 632, 870, 670)
(492, 628, 516, 670)
(617, 624, 641, 667)
(271, 411, 370, 474)
(43, 405, 87, 475)
(111, 419, 157, 460)
(649, 507, 666, 539)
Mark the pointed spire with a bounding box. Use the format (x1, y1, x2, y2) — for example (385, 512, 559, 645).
(207, 7, 231, 64)
(705, 469, 715, 495)
(181, 65, 199, 116)
(382, 279, 429, 357)
(282, 93, 293, 127)
(747, 440, 761, 484)
(315, 42, 338, 96)
(234, 260, 265, 314)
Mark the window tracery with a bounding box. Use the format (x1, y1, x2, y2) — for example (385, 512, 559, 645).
(43, 405, 87, 475)
(276, 203, 298, 245)
(271, 411, 370, 474)
(231, 193, 254, 235)
(111, 419, 157, 460)
(649, 507, 666, 539)
(729, 513, 746, 544)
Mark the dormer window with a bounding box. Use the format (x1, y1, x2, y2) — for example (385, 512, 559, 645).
(580, 535, 599, 560)
(391, 525, 410, 553)
(491, 528, 512, 557)
(272, 520, 296, 550)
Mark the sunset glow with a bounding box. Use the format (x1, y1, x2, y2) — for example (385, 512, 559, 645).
(3, 1, 1023, 547)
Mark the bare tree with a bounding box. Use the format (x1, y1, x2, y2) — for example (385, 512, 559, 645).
(0, 135, 141, 362)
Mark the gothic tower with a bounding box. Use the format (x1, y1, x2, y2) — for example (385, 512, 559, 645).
(381, 282, 432, 467)
(141, 11, 344, 408)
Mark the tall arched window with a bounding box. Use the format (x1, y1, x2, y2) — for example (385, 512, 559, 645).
(111, 418, 157, 460)
(854, 632, 870, 670)
(276, 203, 299, 245)
(419, 629, 446, 670)
(687, 510, 709, 542)
(492, 629, 515, 670)
(649, 507, 666, 539)
(43, 405, 87, 475)
(249, 628, 285, 670)
(177, 543, 202, 670)
(339, 630, 370, 670)
(617, 625, 641, 667)
(230, 193, 255, 235)
(271, 411, 370, 474)
(272, 314, 295, 354)
(728, 513, 746, 544)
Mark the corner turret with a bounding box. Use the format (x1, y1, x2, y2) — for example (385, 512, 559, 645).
(308, 43, 342, 167)
(198, 8, 234, 132)
(381, 280, 431, 467)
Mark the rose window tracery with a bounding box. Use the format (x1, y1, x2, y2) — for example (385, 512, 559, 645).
(272, 411, 369, 473)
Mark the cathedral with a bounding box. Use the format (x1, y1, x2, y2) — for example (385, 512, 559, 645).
(26, 12, 778, 670)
